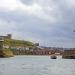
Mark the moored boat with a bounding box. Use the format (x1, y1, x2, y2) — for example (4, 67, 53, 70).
(51, 55, 57, 59)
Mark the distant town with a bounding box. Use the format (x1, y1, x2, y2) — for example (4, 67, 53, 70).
(0, 34, 75, 59)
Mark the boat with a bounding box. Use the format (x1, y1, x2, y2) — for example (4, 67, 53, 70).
(50, 55, 57, 59)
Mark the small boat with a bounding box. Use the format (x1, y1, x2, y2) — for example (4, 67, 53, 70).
(51, 55, 57, 59)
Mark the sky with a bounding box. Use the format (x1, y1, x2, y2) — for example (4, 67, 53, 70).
(0, 0, 75, 48)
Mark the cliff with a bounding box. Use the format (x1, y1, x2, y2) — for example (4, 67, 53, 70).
(0, 49, 13, 57)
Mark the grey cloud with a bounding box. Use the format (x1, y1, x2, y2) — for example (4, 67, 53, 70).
(21, 0, 34, 5)
(0, 0, 75, 47)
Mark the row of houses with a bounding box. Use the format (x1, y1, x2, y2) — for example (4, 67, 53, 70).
(12, 48, 63, 55)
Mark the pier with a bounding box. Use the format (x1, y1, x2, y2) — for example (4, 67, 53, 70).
(62, 50, 75, 59)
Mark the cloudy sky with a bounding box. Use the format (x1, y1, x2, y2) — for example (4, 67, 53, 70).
(0, 0, 75, 48)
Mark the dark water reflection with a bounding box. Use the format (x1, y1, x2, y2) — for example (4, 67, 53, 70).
(0, 56, 75, 75)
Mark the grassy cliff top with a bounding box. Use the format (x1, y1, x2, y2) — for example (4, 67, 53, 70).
(3, 39, 35, 47)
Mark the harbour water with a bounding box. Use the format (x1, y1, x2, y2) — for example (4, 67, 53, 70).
(0, 56, 75, 75)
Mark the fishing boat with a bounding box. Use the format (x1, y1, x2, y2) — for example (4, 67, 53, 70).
(50, 55, 57, 59)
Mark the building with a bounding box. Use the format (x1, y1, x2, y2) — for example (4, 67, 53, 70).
(0, 34, 12, 40)
(62, 50, 75, 59)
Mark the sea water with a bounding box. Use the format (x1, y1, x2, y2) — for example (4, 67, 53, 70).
(0, 56, 75, 75)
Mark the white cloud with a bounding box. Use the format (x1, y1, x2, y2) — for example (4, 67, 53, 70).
(0, 0, 42, 13)
(0, 0, 62, 23)
(0, 0, 18, 11)
(65, 0, 75, 8)
(0, 0, 74, 23)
